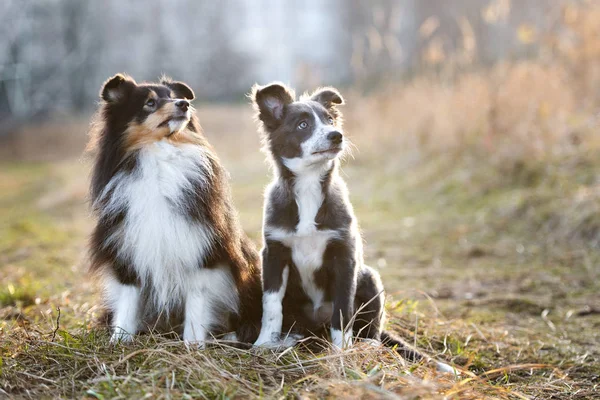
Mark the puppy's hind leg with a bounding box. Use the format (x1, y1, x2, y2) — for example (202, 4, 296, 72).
(330, 246, 358, 349)
(353, 265, 385, 341)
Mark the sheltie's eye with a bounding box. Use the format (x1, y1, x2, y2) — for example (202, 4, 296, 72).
(145, 98, 156, 107)
(298, 121, 308, 130)
(328, 117, 334, 124)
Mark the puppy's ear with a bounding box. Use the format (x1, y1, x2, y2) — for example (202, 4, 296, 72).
(161, 76, 195, 100)
(310, 87, 344, 110)
(100, 73, 136, 103)
(252, 82, 295, 129)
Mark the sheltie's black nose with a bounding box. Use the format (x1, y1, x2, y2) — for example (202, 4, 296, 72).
(327, 131, 343, 144)
(175, 100, 189, 112)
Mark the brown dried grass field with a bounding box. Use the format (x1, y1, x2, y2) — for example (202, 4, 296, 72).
(1, 60, 600, 398)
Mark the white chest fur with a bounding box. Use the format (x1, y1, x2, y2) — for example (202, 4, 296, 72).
(266, 166, 338, 310)
(267, 227, 338, 310)
(98, 141, 215, 309)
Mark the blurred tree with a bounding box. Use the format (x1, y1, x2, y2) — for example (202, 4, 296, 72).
(343, 0, 415, 84)
(0, 0, 577, 129)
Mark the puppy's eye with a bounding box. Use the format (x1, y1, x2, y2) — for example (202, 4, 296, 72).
(328, 117, 334, 124)
(145, 99, 156, 107)
(298, 121, 308, 130)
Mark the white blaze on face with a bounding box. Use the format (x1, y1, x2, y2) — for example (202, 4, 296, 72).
(283, 109, 343, 173)
(301, 110, 338, 157)
(168, 107, 191, 133)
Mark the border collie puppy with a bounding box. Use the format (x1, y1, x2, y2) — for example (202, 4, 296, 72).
(251, 82, 395, 350)
(88, 74, 262, 345)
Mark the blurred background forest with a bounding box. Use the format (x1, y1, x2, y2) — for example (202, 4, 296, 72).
(2, 0, 600, 163)
(1, 0, 596, 120)
(1, 1, 599, 398)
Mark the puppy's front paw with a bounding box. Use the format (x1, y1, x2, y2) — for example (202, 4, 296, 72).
(254, 332, 279, 348)
(331, 328, 353, 350)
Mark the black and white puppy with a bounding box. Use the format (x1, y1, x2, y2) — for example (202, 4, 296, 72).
(88, 74, 262, 345)
(251, 83, 387, 349)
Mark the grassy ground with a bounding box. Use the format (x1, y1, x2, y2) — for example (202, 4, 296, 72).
(0, 104, 599, 399)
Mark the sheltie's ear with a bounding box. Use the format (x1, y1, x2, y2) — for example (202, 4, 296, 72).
(100, 73, 136, 103)
(161, 76, 195, 100)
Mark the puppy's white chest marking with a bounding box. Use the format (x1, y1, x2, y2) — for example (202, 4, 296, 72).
(267, 228, 338, 310)
(267, 167, 338, 311)
(98, 141, 215, 309)
(292, 165, 324, 234)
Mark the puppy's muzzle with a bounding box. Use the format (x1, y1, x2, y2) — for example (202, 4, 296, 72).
(327, 131, 343, 145)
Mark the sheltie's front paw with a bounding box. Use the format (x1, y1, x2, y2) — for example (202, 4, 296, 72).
(183, 328, 208, 349)
(110, 329, 134, 344)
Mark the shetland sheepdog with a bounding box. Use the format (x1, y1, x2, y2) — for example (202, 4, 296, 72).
(88, 74, 261, 345)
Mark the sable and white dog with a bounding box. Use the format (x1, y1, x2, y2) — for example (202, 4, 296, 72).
(88, 74, 262, 345)
(251, 82, 418, 355)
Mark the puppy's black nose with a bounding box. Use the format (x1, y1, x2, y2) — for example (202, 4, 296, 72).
(327, 131, 343, 144)
(175, 100, 189, 111)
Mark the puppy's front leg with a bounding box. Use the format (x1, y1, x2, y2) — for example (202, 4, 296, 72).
(330, 244, 358, 349)
(254, 240, 290, 347)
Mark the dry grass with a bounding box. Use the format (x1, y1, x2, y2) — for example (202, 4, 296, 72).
(1, 101, 598, 397)
(2, 4, 600, 397)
